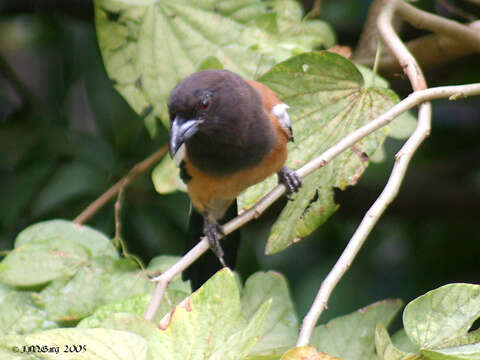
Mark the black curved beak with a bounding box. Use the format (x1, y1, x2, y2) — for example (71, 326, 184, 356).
(169, 116, 203, 158)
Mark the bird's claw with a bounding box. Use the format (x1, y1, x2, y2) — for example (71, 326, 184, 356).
(278, 166, 302, 200)
(203, 219, 227, 267)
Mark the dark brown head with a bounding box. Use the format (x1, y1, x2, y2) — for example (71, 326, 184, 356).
(168, 69, 275, 175)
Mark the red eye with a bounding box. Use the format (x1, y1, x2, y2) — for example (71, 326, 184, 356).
(199, 99, 210, 111)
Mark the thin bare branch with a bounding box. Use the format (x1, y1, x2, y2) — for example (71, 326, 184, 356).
(74, 144, 168, 224)
(144, 82, 480, 322)
(297, 0, 433, 345)
(354, 0, 402, 60)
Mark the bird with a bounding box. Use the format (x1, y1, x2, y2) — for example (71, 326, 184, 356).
(168, 69, 301, 290)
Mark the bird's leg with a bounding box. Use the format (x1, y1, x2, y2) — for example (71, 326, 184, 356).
(277, 166, 302, 200)
(203, 215, 227, 267)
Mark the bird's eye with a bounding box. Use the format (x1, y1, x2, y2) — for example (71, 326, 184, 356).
(199, 98, 211, 111)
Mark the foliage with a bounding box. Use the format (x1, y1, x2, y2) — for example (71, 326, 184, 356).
(1, 220, 477, 359)
(124, 0, 417, 253)
(376, 284, 480, 360)
(94, 0, 335, 135)
(1, 0, 479, 359)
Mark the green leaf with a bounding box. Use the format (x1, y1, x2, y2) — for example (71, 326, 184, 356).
(145, 255, 190, 291)
(26, 328, 148, 360)
(14, 220, 118, 259)
(0, 335, 34, 359)
(422, 343, 480, 360)
(78, 288, 189, 328)
(391, 329, 419, 354)
(311, 299, 403, 360)
(242, 272, 298, 359)
(94, 0, 334, 135)
(145, 255, 181, 273)
(0, 220, 117, 287)
(355, 63, 416, 142)
(0, 239, 90, 287)
(237, 51, 396, 254)
(35, 257, 154, 321)
(85, 312, 171, 360)
(197, 56, 224, 71)
(0, 291, 57, 337)
(422, 329, 480, 359)
(147, 268, 270, 360)
(421, 330, 480, 360)
(151, 156, 186, 194)
(403, 283, 480, 349)
(375, 323, 419, 360)
(356, 64, 390, 89)
(388, 111, 417, 140)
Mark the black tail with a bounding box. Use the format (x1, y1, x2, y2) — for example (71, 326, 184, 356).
(182, 200, 241, 291)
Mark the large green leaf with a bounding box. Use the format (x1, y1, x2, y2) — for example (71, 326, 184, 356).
(0, 220, 117, 287)
(311, 299, 403, 360)
(238, 51, 397, 254)
(13, 220, 117, 259)
(0, 291, 57, 337)
(423, 342, 480, 360)
(241, 272, 298, 359)
(402, 283, 480, 360)
(0, 240, 90, 287)
(94, 0, 334, 135)
(81, 269, 270, 359)
(77, 255, 190, 327)
(149, 268, 271, 359)
(28, 328, 147, 360)
(34, 257, 153, 321)
(0, 335, 34, 359)
(403, 284, 480, 349)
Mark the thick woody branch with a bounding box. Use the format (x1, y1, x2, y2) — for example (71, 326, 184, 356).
(354, 0, 403, 60)
(74, 144, 168, 225)
(354, 0, 480, 75)
(356, 21, 480, 74)
(143, 82, 480, 322)
(396, 1, 480, 52)
(297, 0, 432, 346)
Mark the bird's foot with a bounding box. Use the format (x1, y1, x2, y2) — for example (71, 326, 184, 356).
(278, 166, 302, 200)
(203, 219, 227, 267)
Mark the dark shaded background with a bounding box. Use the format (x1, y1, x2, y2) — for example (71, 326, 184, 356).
(0, 0, 479, 326)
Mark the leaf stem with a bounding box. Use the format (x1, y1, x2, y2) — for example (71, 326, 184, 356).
(371, 36, 382, 87)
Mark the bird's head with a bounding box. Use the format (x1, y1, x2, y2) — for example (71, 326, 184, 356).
(167, 69, 264, 164)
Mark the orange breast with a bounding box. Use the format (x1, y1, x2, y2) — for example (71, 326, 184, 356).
(185, 80, 290, 219)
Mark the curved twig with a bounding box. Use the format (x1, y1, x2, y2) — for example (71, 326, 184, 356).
(296, 0, 432, 346)
(144, 82, 480, 322)
(74, 144, 168, 224)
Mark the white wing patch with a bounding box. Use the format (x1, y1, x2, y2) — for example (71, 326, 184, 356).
(272, 103, 292, 136)
(173, 143, 186, 166)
